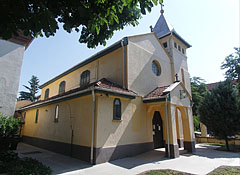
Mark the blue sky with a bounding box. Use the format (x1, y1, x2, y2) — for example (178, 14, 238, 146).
(19, 0, 239, 94)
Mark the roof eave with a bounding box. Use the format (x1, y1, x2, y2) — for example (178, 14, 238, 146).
(39, 37, 128, 89)
(18, 86, 136, 111)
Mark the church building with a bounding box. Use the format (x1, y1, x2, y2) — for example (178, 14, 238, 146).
(18, 7, 195, 164)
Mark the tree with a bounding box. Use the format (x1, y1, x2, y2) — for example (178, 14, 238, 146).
(190, 77, 208, 116)
(19, 75, 40, 102)
(221, 47, 240, 92)
(0, 0, 163, 48)
(198, 79, 240, 151)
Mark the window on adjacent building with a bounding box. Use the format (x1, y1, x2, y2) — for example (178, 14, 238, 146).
(80, 70, 90, 87)
(54, 105, 59, 122)
(163, 42, 168, 48)
(113, 98, 121, 120)
(35, 109, 39, 123)
(174, 42, 177, 48)
(59, 81, 66, 94)
(44, 88, 49, 99)
(152, 60, 161, 76)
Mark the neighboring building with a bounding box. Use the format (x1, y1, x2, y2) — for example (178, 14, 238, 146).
(18, 9, 195, 164)
(207, 79, 238, 91)
(0, 33, 33, 116)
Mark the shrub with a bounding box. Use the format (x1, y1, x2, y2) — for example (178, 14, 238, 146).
(0, 151, 52, 175)
(7, 157, 52, 175)
(0, 113, 21, 151)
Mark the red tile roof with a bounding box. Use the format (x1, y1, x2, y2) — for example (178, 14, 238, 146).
(20, 78, 136, 110)
(207, 79, 238, 91)
(143, 85, 170, 100)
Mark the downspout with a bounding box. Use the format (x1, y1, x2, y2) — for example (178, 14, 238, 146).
(169, 33, 175, 83)
(165, 93, 170, 158)
(121, 39, 126, 89)
(90, 89, 96, 164)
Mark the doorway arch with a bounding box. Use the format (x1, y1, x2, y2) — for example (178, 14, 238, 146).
(152, 111, 164, 149)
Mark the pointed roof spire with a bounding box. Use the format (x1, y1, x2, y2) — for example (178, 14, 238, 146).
(152, 3, 192, 48)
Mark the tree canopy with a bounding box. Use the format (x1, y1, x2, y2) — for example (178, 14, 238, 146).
(19, 75, 40, 102)
(221, 47, 240, 82)
(190, 77, 208, 116)
(198, 79, 240, 151)
(0, 0, 163, 48)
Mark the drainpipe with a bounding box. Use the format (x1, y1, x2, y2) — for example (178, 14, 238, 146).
(121, 39, 126, 89)
(90, 89, 96, 164)
(165, 93, 170, 158)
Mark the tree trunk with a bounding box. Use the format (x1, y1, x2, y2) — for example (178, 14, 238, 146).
(225, 137, 230, 151)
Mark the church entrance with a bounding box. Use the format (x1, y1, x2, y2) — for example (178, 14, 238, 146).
(152, 111, 164, 149)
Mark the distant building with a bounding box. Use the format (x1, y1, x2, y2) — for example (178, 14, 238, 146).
(0, 33, 33, 116)
(207, 80, 237, 91)
(18, 8, 195, 164)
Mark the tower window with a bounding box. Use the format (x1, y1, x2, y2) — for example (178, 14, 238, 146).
(178, 45, 181, 51)
(163, 42, 168, 48)
(44, 88, 49, 99)
(59, 81, 66, 94)
(113, 98, 121, 120)
(152, 60, 161, 76)
(174, 42, 177, 48)
(80, 70, 90, 87)
(182, 48, 185, 54)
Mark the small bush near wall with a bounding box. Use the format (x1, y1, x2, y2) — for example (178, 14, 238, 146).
(0, 113, 21, 151)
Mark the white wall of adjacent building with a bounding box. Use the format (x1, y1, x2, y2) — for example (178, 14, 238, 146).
(0, 39, 25, 116)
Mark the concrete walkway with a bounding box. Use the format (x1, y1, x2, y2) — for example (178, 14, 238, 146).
(16, 143, 240, 175)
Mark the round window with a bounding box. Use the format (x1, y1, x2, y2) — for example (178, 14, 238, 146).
(152, 60, 161, 76)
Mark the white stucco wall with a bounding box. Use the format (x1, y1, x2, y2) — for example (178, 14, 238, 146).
(0, 40, 25, 116)
(170, 38, 191, 95)
(127, 34, 172, 96)
(170, 84, 190, 107)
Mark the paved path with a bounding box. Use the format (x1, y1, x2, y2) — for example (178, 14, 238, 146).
(16, 143, 240, 175)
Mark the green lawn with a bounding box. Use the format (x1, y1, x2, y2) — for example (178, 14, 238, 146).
(199, 142, 225, 146)
(140, 167, 240, 175)
(143, 169, 190, 175)
(208, 166, 240, 175)
(199, 143, 240, 152)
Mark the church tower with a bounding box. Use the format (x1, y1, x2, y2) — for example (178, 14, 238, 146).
(152, 4, 192, 94)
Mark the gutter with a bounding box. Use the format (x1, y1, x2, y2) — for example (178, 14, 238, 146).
(121, 39, 126, 89)
(90, 89, 95, 164)
(17, 86, 136, 112)
(165, 93, 170, 158)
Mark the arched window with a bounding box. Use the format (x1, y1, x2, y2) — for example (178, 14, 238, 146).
(80, 70, 90, 87)
(152, 60, 161, 76)
(59, 81, 66, 94)
(113, 98, 121, 120)
(35, 109, 39, 123)
(54, 105, 59, 122)
(44, 88, 49, 99)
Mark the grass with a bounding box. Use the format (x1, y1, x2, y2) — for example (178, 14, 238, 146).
(208, 166, 240, 175)
(199, 143, 240, 152)
(141, 169, 191, 175)
(140, 167, 240, 175)
(199, 142, 225, 146)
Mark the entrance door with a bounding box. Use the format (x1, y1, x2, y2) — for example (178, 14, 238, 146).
(152, 111, 164, 149)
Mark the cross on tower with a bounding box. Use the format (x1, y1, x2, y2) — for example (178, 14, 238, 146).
(175, 74, 179, 82)
(160, 3, 164, 14)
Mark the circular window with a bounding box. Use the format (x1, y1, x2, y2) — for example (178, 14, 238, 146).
(152, 60, 161, 76)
